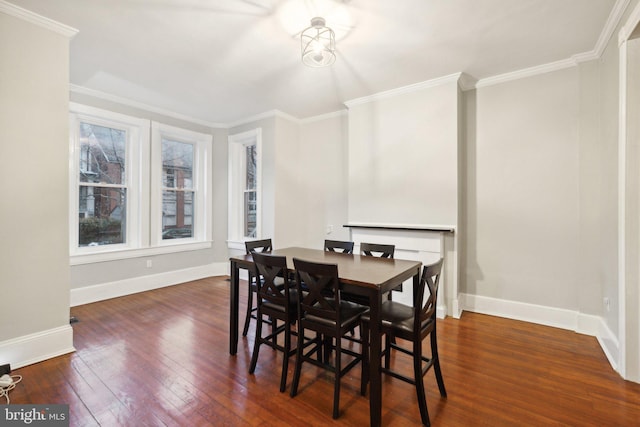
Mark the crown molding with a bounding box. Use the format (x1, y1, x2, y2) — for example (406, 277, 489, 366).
(300, 109, 347, 124)
(69, 84, 226, 129)
(474, 57, 578, 89)
(619, 0, 640, 45)
(457, 73, 478, 91)
(0, 0, 78, 37)
(227, 109, 302, 128)
(596, 0, 630, 52)
(344, 73, 462, 108)
(472, 0, 630, 90)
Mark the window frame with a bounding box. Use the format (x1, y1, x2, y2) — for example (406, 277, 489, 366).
(228, 128, 262, 250)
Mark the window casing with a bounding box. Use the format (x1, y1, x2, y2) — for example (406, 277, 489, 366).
(69, 104, 212, 264)
(228, 128, 262, 249)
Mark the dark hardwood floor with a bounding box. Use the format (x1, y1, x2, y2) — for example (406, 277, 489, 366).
(9, 276, 640, 426)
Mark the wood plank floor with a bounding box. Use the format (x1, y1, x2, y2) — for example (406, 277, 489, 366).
(9, 276, 640, 426)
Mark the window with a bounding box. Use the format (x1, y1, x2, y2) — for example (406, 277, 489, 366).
(151, 122, 211, 246)
(244, 144, 257, 238)
(69, 104, 212, 263)
(70, 105, 145, 254)
(228, 128, 262, 248)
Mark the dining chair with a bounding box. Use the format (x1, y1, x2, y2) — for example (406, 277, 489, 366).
(360, 258, 446, 427)
(361, 242, 401, 297)
(290, 257, 368, 419)
(324, 239, 354, 254)
(360, 242, 395, 258)
(243, 239, 273, 337)
(343, 242, 398, 308)
(248, 252, 298, 392)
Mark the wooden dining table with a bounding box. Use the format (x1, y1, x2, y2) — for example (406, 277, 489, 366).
(228, 246, 421, 427)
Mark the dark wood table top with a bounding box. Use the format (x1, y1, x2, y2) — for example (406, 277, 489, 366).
(230, 246, 421, 291)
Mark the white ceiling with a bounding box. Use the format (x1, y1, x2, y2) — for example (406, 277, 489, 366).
(9, 0, 618, 124)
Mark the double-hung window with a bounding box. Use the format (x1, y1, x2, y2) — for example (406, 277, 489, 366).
(228, 128, 261, 249)
(69, 104, 212, 263)
(70, 105, 146, 254)
(151, 122, 210, 246)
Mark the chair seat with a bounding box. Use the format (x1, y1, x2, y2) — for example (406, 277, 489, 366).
(361, 301, 433, 336)
(305, 301, 368, 327)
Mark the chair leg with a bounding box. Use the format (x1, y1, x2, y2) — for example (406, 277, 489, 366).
(248, 313, 262, 374)
(384, 333, 392, 370)
(431, 331, 447, 397)
(242, 282, 254, 337)
(413, 340, 430, 426)
(280, 323, 291, 393)
(316, 332, 323, 363)
(333, 336, 341, 419)
(290, 326, 304, 398)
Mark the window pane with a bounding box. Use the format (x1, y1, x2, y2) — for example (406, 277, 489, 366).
(78, 187, 126, 246)
(162, 139, 193, 189)
(79, 122, 126, 184)
(244, 190, 256, 238)
(162, 190, 193, 240)
(245, 144, 256, 190)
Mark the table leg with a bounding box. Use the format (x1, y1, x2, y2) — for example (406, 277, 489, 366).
(369, 290, 382, 427)
(229, 260, 239, 355)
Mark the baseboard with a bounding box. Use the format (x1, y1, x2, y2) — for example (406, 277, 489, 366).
(459, 293, 620, 373)
(0, 325, 75, 370)
(71, 262, 229, 306)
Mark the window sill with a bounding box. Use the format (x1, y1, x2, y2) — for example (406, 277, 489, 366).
(70, 241, 213, 265)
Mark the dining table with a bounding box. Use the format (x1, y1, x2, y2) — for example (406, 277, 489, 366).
(228, 246, 421, 427)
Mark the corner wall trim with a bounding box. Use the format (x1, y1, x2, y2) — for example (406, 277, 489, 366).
(70, 262, 229, 306)
(0, 325, 75, 370)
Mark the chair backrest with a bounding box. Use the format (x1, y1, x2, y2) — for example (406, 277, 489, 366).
(252, 252, 291, 308)
(360, 242, 395, 258)
(293, 258, 341, 324)
(324, 239, 354, 254)
(245, 238, 272, 255)
(415, 258, 444, 331)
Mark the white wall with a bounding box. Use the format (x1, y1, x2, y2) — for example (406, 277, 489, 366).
(299, 113, 350, 247)
(0, 10, 74, 367)
(347, 80, 459, 227)
(273, 116, 303, 248)
(465, 69, 582, 311)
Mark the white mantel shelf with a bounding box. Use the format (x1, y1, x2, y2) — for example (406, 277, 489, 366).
(344, 223, 455, 233)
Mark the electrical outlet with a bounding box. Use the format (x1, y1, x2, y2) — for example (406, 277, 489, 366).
(604, 297, 610, 312)
(146, 260, 153, 268)
(326, 225, 333, 235)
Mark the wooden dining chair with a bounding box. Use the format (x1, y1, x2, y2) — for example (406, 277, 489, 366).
(324, 239, 354, 254)
(360, 242, 395, 258)
(360, 258, 446, 427)
(290, 257, 368, 419)
(360, 242, 401, 297)
(343, 242, 398, 308)
(242, 239, 273, 337)
(248, 252, 298, 392)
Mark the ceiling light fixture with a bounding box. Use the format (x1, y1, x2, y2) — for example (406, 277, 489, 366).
(301, 17, 336, 67)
